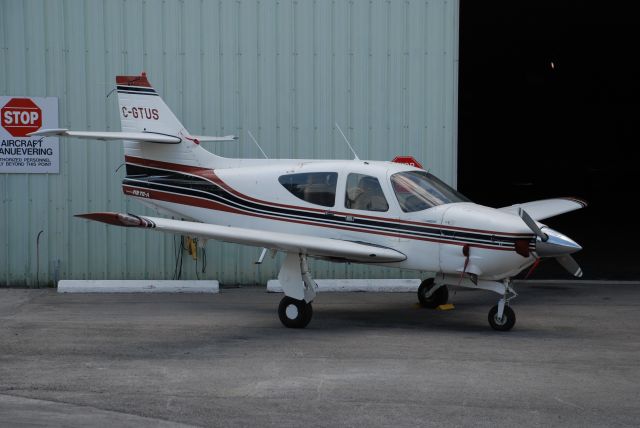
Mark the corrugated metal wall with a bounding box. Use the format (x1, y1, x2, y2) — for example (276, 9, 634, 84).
(0, 0, 459, 286)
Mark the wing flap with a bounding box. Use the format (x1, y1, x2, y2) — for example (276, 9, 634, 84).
(76, 212, 407, 263)
(499, 198, 587, 221)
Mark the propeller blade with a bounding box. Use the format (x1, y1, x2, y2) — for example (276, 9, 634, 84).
(556, 254, 583, 278)
(518, 208, 548, 241)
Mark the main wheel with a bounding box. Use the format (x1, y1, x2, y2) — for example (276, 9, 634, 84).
(278, 296, 313, 328)
(417, 278, 448, 308)
(488, 305, 516, 331)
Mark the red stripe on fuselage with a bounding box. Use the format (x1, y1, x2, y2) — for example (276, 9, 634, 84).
(122, 184, 517, 252)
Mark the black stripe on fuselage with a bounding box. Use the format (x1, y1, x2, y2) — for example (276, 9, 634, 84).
(122, 164, 536, 249)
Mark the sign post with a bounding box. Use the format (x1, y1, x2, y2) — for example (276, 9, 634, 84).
(0, 96, 59, 173)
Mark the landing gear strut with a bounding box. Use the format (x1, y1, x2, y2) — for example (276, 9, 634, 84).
(276, 253, 317, 329)
(487, 280, 517, 332)
(433, 274, 518, 331)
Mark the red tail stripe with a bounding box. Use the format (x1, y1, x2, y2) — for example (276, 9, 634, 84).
(116, 73, 152, 88)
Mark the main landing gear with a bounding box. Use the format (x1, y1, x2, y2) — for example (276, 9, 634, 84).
(425, 274, 518, 331)
(278, 296, 313, 328)
(417, 278, 449, 308)
(276, 253, 317, 329)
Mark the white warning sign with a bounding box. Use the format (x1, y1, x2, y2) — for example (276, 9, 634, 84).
(0, 96, 59, 173)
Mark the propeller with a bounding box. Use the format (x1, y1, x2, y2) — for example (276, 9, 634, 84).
(556, 254, 583, 278)
(518, 208, 548, 241)
(517, 208, 583, 278)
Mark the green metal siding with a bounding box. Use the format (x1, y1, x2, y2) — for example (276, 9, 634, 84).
(0, 0, 459, 286)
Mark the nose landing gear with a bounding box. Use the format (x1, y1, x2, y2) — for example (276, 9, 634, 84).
(488, 304, 516, 331)
(431, 274, 518, 331)
(487, 280, 518, 331)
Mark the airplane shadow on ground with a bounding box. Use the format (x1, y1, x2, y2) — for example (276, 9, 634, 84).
(308, 303, 503, 334)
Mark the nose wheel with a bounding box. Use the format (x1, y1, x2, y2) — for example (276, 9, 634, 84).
(278, 296, 313, 328)
(488, 304, 516, 331)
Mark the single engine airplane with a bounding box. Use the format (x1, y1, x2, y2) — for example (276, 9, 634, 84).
(30, 73, 586, 331)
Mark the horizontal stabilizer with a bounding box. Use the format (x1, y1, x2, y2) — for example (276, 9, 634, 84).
(192, 135, 239, 142)
(76, 212, 407, 264)
(500, 197, 587, 221)
(28, 129, 181, 144)
(28, 129, 239, 145)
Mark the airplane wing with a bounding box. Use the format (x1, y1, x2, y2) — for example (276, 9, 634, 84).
(76, 212, 407, 264)
(28, 129, 237, 144)
(499, 197, 587, 221)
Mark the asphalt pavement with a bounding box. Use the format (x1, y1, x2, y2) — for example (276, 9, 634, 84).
(1, 281, 639, 427)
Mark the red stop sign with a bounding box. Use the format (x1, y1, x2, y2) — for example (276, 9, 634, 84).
(392, 156, 423, 169)
(1, 98, 42, 137)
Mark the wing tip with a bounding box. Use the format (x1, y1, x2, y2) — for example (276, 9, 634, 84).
(559, 197, 588, 208)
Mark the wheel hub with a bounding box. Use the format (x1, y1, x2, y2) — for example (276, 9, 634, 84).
(285, 304, 299, 319)
(493, 314, 507, 326)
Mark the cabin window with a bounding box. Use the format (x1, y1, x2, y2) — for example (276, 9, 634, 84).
(278, 172, 338, 207)
(391, 170, 471, 212)
(344, 173, 389, 212)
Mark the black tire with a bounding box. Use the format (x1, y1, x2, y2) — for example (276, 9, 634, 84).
(417, 278, 448, 308)
(278, 296, 313, 328)
(302, 301, 313, 326)
(488, 305, 516, 331)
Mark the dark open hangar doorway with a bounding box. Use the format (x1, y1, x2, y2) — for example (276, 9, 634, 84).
(457, 1, 640, 279)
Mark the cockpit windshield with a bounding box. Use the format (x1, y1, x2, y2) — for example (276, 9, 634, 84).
(390, 171, 471, 212)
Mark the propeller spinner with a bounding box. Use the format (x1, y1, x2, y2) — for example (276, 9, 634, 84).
(518, 208, 583, 278)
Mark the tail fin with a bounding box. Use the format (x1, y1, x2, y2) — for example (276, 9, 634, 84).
(116, 73, 184, 136)
(116, 73, 227, 167)
(30, 73, 236, 169)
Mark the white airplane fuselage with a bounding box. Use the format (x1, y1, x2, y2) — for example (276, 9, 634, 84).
(123, 155, 538, 281)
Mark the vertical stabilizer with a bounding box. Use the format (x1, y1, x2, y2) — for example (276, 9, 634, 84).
(115, 73, 222, 167)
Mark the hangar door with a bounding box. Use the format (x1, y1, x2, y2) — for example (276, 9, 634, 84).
(458, 1, 639, 279)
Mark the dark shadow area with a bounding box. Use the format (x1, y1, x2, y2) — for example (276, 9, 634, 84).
(458, 1, 640, 279)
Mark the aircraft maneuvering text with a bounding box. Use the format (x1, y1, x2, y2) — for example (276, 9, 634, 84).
(30, 73, 586, 331)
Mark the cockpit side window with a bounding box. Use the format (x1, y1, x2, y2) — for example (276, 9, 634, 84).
(345, 173, 389, 212)
(278, 172, 338, 207)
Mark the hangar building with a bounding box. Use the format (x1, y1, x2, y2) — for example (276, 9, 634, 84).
(1, 0, 459, 285)
(3, 0, 633, 285)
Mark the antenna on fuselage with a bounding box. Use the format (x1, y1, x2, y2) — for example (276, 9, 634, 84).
(335, 122, 360, 161)
(247, 130, 269, 159)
